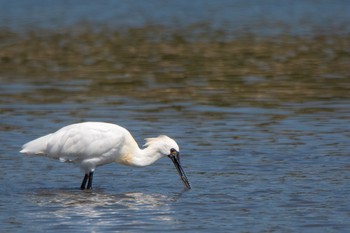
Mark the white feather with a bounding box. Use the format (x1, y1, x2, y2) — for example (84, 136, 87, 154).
(20, 134, 53, 155)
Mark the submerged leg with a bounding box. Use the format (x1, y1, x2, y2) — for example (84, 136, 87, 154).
(87, 171, 94, 190)
(80, 173, 89, 190)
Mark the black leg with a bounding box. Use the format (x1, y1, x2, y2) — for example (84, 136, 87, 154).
(81, 174, 88, 190)
(87, 171, 94, 190)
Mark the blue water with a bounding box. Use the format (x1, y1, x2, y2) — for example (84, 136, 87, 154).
(1, 81, 350, 232)
(0, 0, 349, 36)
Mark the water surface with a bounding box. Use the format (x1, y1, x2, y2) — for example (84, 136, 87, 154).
(1, 1, 350, 232)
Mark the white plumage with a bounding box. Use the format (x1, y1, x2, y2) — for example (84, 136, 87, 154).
(20, 122, 191, 190)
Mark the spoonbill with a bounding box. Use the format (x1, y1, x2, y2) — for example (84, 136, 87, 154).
(20, 122, 191, 190)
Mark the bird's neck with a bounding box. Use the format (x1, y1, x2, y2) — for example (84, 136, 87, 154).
(116, 133, 164, 167)
(131, 146, 163, 167)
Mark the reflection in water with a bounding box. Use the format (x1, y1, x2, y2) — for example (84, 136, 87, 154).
(27, 189, 183, 230)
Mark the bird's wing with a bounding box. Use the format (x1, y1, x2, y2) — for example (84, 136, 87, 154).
(45, 124, 125, 162)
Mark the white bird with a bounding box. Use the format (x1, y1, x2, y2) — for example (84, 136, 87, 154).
(20, 122, 191, 190)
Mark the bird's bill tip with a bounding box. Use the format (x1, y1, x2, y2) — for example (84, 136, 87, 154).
(181, 175, 191, 189)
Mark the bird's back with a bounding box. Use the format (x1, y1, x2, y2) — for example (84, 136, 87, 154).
(20, 122, 137, 164)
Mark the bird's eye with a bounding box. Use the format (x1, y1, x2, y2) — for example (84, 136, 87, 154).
(170, 148, 177, 153)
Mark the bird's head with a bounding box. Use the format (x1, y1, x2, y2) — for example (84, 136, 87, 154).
(144, 135, 191, 189)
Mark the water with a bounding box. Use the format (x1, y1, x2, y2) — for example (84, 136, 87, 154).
(0, 0, 350, 36)
(1, 1, 350, 232)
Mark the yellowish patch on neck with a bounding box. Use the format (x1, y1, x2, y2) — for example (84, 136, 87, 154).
(117, 153, 135, 166)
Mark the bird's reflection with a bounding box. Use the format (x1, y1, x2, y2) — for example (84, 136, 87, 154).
(27, 188, 187, 228)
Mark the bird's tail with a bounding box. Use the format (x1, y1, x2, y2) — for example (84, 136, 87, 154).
(20, 134, 52, 155)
